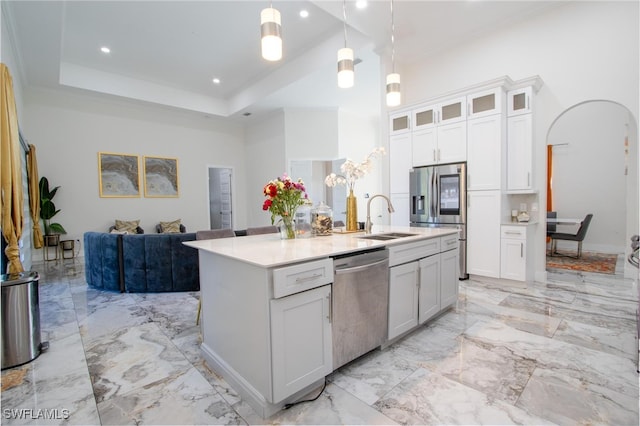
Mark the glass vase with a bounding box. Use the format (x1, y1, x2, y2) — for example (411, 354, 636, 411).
(346, 189, 358, 231)
(278, 216, 296, 240)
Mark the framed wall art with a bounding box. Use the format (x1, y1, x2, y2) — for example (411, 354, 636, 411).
(98, 152, 141, 198)
(143, 156, 179, 197)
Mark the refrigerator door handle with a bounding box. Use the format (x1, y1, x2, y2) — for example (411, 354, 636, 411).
(434, 170, 440, 218)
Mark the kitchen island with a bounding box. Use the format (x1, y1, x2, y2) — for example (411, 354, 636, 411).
(184, 225, 459, 418)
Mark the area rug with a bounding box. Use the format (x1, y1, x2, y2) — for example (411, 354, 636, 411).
(546, 250, 618, 274)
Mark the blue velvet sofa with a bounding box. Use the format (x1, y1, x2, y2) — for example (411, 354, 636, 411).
(83, 232, 199, 292)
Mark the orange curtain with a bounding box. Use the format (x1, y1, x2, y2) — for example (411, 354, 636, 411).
(546, 145, 553, 212)
(27, 144, 43, 248)
(1, 63, 25, 274)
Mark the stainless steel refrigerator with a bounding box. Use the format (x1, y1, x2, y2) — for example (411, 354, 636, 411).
(410, 162, 468, 279)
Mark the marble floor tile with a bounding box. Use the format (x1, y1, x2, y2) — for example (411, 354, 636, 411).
(2, 259, 636, 425)
(97, 367, 244, 425)
(374, 367, 552, 425)
(85, 322, 193, 403)
(1, 333, 100, 425)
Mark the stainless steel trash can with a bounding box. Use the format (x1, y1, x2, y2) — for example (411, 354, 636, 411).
(1, 271, 44, 369)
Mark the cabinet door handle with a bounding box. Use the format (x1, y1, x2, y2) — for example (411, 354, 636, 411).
(327, 292, 332, 323)
(521, 243, 524, 258)
(437, 149, 441, 162)
(527, 172, 530, 186)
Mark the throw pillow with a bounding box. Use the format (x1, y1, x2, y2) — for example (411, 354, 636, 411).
(160, 219, 181, 233)
(109, 229, 128, 234)
(115, 219, 140, 234)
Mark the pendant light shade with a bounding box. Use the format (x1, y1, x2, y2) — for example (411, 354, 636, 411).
(337, 47, 354, 88)
(337, 0, 354, 88)
(261, 7, 282, 61)
(386, 73, 401, 107)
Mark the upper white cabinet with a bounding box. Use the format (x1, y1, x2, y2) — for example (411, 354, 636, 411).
(467, 114, 505, 190)
(467, 88, 503, 119)
(412, 96, 467, 167)
(507, 86, 533, 117)
(507, 113, 533, 192)
(390, 111, 411, 135)
(506, 84, 537, 193)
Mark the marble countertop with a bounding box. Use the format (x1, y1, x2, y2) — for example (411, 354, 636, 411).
(184, 225, 458, 268)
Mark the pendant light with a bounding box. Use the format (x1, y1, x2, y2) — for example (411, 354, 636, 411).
(261, 3, 282, 61)
(337, 0, 354, 88)
(386, 0, 401, 107)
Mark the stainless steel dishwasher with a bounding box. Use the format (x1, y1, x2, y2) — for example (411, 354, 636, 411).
(332, 248, 389, 370)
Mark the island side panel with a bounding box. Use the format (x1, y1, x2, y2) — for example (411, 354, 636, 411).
(199, 250, 274, 403)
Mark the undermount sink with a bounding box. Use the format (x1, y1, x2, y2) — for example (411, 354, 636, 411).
(358, 232, 417, 241)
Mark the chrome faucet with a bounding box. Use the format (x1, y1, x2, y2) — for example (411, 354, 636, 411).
(365, 194, 395, 234)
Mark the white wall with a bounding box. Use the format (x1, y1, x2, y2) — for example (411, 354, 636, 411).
(245, 110, 287, 227)
(338, 110, 385, 224)
(23, 88, 246, 254)
(400, 1, 639, 279)
(549, 102, 629, 252)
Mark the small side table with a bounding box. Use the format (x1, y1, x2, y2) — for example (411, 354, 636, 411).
(60, 240, 75, 259)
(43, 235, 59, 261)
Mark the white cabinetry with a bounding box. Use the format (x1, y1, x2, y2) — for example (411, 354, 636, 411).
(412, 97, 467, 167)
(388, 236, 459, 340)
(468, 87, 503, 119)
(506, 86, 535, 193)
(390, 111, 411, 135)
(388, 261, 419, 339)
(467, 114, 504, 190)
(270, 284, 332, 402)
(270, 259, 333, 403)
(467, 190, 502, 278)
(500, 225, 534, 282)
(507, 86, 532, 116)
(507, 114, 533, 192)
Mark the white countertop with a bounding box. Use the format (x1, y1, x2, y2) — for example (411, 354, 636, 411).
(184, 225, 458, 268)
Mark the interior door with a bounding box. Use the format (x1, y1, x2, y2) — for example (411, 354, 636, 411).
(208, 167, 233, 230)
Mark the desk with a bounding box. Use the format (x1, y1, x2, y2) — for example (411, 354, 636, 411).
(547, 218, 581, 226)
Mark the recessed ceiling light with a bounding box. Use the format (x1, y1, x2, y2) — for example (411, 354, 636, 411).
(100, 46, 111, 54)
(212, 78, 221, 84)
(355, 1, 367, 9)
(299, 9, 309, 18)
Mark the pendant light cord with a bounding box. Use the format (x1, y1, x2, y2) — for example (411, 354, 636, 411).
(390, 0, 396, 73)
(342, 0, 348, 48)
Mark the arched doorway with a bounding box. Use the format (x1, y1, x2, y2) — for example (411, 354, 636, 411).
(546, 100, 638, 278)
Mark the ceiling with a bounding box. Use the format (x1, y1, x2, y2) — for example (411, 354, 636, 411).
(3, 1, 562, 121)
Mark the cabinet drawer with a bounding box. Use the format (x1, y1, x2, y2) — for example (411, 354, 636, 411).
(501, 226, 526, 239)
(389, 239, 440, 267)
(273, 258, 333, 298)
(440, 234, 459, 252)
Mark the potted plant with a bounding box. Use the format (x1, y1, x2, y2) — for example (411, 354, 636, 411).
(39, 177, 66, 242)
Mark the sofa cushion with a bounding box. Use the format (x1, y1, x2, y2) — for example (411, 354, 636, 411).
(122, 235, 148, 292)
(159, 219, 182, 233)
(84, 232, 123, 292)
(115, 219, 141, 234)
(170, 233, 200, 292)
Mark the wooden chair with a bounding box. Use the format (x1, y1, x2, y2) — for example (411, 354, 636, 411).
(549, 214, 593, 258)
